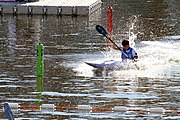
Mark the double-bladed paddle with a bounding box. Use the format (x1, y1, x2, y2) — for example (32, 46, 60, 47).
(95, 25, 129, 58)
(95, 25, 139, 69)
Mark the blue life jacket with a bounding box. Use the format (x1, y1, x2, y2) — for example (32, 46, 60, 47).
(121, 48, 134, 60)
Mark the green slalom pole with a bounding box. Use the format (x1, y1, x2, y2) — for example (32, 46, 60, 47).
(36, 43, 44, 77)
(36, 43, 44, 106)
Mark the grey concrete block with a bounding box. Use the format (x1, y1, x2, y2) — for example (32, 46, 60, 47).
(46, 6, 57, 15)
(3, 5, 14, 14)
(31, 6, 43, 14)
(17, 5, 27, 14)
(77, 6, 89, 16)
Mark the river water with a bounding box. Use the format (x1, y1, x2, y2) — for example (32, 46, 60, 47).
(0, 0, 180, 119)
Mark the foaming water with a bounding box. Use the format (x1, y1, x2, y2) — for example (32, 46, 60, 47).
(138, 39, 180, 74)
(74, 15, 180, 78)
(74, 37, 180, 78)
(74, 16, 140, 77)
(118, 38, 180, 78)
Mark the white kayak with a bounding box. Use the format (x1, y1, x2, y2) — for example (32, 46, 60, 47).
(85, 60, 139, 70)
(85, 60, 121, 70)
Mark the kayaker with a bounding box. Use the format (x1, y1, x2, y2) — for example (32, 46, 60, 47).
(121, 40, 138, 61)
(110, 39, 138, 61)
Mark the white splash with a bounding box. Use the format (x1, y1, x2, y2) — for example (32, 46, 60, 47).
(128, 16, 138, 48)
(75, 37, 180, 78)
(74, 14, 180, 78)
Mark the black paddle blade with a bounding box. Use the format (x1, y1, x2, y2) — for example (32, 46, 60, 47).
(96, 25, 109, 38)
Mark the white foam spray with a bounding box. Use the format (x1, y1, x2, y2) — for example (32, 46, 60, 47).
(128, 15, 138, 48)
(74, 16, 180, 78)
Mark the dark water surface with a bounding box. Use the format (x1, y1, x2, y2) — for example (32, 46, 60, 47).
(0, 0, 180, 119)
